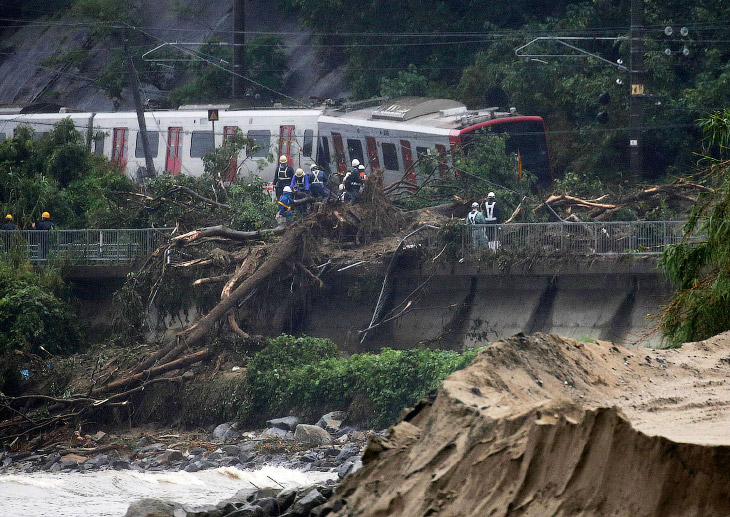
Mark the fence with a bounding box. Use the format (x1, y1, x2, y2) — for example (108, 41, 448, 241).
(0, 228, 174, 265)
(462, 221, 691, 256)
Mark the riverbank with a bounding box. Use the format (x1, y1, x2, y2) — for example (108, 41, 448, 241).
(0, 413, 369, 516)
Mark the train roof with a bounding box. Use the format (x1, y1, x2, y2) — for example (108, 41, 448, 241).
(322, 97, 528, 131)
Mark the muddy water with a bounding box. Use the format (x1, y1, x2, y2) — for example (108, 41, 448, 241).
(0, 466, 336, 516)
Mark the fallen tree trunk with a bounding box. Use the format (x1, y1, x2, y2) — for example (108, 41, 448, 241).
(100, 349, 210, 394)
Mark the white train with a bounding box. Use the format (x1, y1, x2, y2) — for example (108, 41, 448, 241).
(0, 97, 552, 188)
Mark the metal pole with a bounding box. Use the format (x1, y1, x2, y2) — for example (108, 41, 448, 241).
(124, 41, 156, 178)
(629, 0, 644, 176)
(232, 0, 246, 99)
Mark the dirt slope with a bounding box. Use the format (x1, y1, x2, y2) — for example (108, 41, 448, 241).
(323, 333, 730, 516)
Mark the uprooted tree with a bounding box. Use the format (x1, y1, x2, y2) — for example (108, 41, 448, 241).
(0, 176, 410, 444)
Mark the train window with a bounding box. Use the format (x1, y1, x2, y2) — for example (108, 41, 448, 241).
(318, 136, 331, 170)
(416, 146, 430, 159)
(347, 139, 364, 165)
(382, 142, 399, 171)
(190, 131, 215, 158)
(247, 130, 271, 157)
(32, 132, 48, 141)
(94, 135, 105, 154)
(303, 129, 314, 157)
(0, 133, 5, 142)
(135, 131, 159, 158)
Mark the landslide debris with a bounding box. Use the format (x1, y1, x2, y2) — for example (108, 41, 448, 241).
(323, 333, 730, 516)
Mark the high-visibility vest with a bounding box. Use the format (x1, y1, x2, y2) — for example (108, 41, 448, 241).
(466, 210, 479, 224)
(483, 201, 497, 222)
(277, 165, 291, 182)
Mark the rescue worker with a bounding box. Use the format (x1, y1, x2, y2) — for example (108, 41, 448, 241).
(1, 214, 17, 231)
(1, 214, 17, 253)
(466, 202, 487, 249)
(357, 163, 367, 181)
(344, 165, 365, 203)
(290, 168, 310, 214)
(277, 186, 294, 225)
(33, 211, 55, 260)
(272, 155, 294, 199)
(309, 164, 330, 203)
(481, 192, 501, 250)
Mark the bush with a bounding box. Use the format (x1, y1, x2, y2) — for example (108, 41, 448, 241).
(244, 335, 480, 428)
(0, 259, 84, 355)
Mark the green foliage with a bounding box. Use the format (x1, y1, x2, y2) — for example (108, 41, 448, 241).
(0, 118, 134, 228)
(169, 36, 288, 106)
(0, 258, 83, 356)
(244, 334, 480, 427)
(379, 65, 429, 98)
(661, 111, 730, 346)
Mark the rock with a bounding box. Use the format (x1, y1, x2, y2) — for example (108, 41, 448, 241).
(276, 488, 297, 512)
(137, 437, 149, 448)
(266, 416, 301, 431)
(124, 498, 179, 517)
(221, 445, 240, 456)
(113, 460, 131, 470)
(43, 454, 60, 469)
(238, 452, 256, 464)
(60, 454, 87, 468)
(213, 423, 241, 442)
(289, 489, 326, 515)
(160, 450, 183, 464)
(207, 451, 224, 461)
(182, 370, 195, 380)
(316, 411, 347, 433)
(189, 447, 207, 456)
(336, 446, 360, 462)
(222, 504, 264, 517)
(183, 462, 200, 473)
(262, 427, 292, 440)
(251, 497, 277, 515)
(294, 424, 332, 445)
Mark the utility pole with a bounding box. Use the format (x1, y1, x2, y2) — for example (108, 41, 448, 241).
(124, 41, 156, 178)
(232, 0, 245, 99)
(629, 0, 644, 176)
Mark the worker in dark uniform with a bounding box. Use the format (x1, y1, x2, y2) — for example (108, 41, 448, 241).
(33, 211, 55, 260)
(290, 168, 310, 214)
(1, 214, 17, 231)
(308, 164, 330, 203)
(1, 214, 17, 253)
(481, 192, 501, 250)
(272, 155, 294, 199)
(344, 165, 365, 203)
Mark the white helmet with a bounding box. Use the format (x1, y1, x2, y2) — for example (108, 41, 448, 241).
(358, 164, 365, 170)
(351, 159, 360, 167)
(279, 155, 288, 164)
(472, 202, 479, 209)
(487, 192, 495, 198)
(338, 183, 345, 191)
(283, 186, 292, 193)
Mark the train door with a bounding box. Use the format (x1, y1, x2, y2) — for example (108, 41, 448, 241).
(223, 126, 238, 182)
(365, 136, 380, 171)
(400, 139, 415, 185)
(111, 128, 128, 172)
(166, 127, 183, 175)
(278, 125, 295, 165)
(332, 133, 347, 175)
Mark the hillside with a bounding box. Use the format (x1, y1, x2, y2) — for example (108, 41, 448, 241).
(0, 0, 348, 111)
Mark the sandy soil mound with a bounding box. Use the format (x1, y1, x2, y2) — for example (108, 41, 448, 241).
(322, 333, 730, 516)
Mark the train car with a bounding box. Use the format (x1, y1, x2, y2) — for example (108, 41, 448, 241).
(0, 98, 552, 190)
(92, 108, 322, 181)
(318, 97, 553, 187)
(0, 110, 96, 146)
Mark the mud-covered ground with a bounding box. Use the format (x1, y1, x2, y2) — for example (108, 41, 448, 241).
(322, 332, 730, 516)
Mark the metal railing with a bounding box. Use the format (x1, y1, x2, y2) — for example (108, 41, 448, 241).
(462, 221, 691, 256)
(0, 228, 174, 265)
